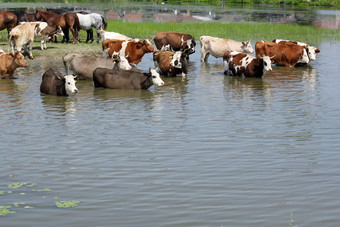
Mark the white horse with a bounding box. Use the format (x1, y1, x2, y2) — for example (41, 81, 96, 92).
(76, 12, 107, 43)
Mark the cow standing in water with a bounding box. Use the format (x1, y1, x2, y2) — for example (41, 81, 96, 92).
(93, 68, 164, 90)
(40, 68, 78, 96)
(153, 50, 188, 77)
(223, 51, 272, 78)
(0, 51, 28, 79)
(200, 36, 254, 62)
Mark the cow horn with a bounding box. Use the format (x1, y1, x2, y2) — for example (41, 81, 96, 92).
(270, 55, 276, 59)
(126, 52, 129, 58)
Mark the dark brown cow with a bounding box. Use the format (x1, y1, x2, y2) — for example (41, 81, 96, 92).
(153, 50, 188, 77)
(223, 51, 272, 78)
(93, 68, 164, 90)
(0, 51, 28, 79)
(153, 32, 196, 56)
(106, 39, 154, 65)
(40, 68, 78, 96)
(255, 41, 309, 67)
(0, 11, 18, 35)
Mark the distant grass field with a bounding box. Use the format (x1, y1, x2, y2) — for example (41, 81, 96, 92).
(0, 20, 339, 58)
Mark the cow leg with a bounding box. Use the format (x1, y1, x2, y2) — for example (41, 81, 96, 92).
(200, 47, 207, 62)
(96, 31, 100, 44)
(40, 39, 44, 50)
(28, 41, 33, 59)
(9, 39, 15, 54)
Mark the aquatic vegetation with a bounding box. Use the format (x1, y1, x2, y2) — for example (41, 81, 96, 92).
(13, 202, 25, 207)
(0, 206, 15, 216)
(7, 182, 36, 188)
(32, 188, 51, 192)
(0, 191, 5, 195)
(55, 200, 80, 208)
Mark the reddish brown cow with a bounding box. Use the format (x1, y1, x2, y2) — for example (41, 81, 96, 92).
(255, 41, 309, 67)
(106, 39, 154, 65)
(0, 51, 28, 79)
(0, 11, 18, 35)
(153, 50, 188, 77)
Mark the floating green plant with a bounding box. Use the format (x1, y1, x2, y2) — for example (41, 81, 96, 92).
(32, 188, 51, 192)
(0, 206, 16, 216)
(7, 182, 36, 189)
(55, 201, 80, 208)
(13, 202, 25, 207)
(0, 191, 5, 195)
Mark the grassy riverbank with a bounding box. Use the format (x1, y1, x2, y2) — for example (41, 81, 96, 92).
(0, 20, 339, 58)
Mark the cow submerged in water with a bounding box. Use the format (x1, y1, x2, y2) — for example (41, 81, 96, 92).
(93, 68, 164, 90)
(40, 68, 78, 96)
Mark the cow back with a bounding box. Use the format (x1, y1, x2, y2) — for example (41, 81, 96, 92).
(40, 68, 66, 95)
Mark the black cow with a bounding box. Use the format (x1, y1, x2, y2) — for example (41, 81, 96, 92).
(93, 68, 164, 90)
(40, 68, 78, 96)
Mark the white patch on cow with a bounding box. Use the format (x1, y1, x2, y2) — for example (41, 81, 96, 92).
(150, 69, 164, 86)
(186, 39, 194, 52)
(170, 51, 182, 68)
(262, 55, 272, 71)
(118, 55, 132, 70)
(120, 40, 129, 57)
(307, 46, 317, 61)
(64, 75, 78, 95)
(299, 48, 310, 64)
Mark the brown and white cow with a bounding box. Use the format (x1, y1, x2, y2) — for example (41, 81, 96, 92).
(63, 53, 131, 80)
(200, 36, 254, 62)
(40, 68, 78, 96)
(223, 51, 272, 78)
(93, 68, 164, 90)
(106, 39, 154, 65)
(272, 39, 320, 62)
(153, 32, 196, 57)
(255, 41, 309, 67)
(34, 22, 64, 50)
(0, 51, 28, 79)
(153, 50, 188, 77)
(9, 23, 38, 59)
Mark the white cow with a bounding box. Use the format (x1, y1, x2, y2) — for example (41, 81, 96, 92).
(9, 23, 38, 59)
(200, 35, 254, 62)
(97, 30, 133, 42)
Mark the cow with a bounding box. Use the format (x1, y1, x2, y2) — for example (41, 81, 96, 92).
(97, 30, 132, 42)
(272, 39, 320, 62)
(93, 68, 164, 90)
(106, 39, 154, 65)
(40, 68, 78, 96)
(63, 53, 131, 80)
(153, 32, 196, 58)
(9, 23, 39, 59)
(33, 22, 64, 50)
(255, 41, 309, 67)
(200, 36, 254, 62)
(223, 51, 272, 78)
(0, 51, 28, 79)
(153, 50, 188, 77)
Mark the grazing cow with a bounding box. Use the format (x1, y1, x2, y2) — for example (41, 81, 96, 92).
(9, 23, 39, 59)
(255, 41, 309, 67)
(40, 68, 78, 96)
(63, 53, 131, 80)
(97, 30, 132, 42)
(0, 51, 28, 79)
(153, 32, 196, 57)
(153, 50, 188, 77)
(272, 39, 320, 62)
(0, 11, 17, 35)
(200, 36, 254, 62)
(223, 51, 272, 78)
(93, 68, 164, 90)
(106, 39, 154, 65)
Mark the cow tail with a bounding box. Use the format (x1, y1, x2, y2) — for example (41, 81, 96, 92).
(101, 16, 107, 30)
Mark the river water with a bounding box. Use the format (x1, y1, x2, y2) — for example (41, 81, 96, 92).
(1, 2, 340, 227)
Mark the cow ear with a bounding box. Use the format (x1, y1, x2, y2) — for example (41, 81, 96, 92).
(242, 42, 246, 46)
(136, 43, 143, 49)
(73, 74, 78, 81)
(315, 48, 320, 53)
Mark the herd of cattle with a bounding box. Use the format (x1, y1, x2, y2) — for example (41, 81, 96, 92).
(0, 10, 320, 96)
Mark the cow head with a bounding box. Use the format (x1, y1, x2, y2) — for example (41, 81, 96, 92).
(242, 40, 254, 54)
(149, 68, 164, 86)
(111, 51, 132, 70)
(55, 26, 64, 37)
(261, 55, 272, 72)
(181, 36, 196, 55)
(13, 51, 28, 67)
(139, 39, 154, 53)
(170, 51, 183, 69)
(299, 48, 310, 64)
(63, 75, 78, 95)
(306, 46, 319, 61)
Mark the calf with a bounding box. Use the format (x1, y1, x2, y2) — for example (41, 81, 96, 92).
(93, 68, 164, 90)
(40, 68, 78, 96)
(9, 23, 38, 59)
(255, 41, 309, 67)
(63, 53, 131, 80)
(272, 39, 320, 62)
(97, 30, 132, 42)
(0, 51, 28, 79)
(153, 50, 188, 77)
(153, 32, 196, 57)
(200, 36, 254, 62)
(34, 22, 64, 50)
(223, 51, 272, 78)
(106, 39, 154, 65)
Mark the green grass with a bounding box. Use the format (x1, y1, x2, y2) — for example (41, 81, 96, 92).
(1, 20, 339, 57)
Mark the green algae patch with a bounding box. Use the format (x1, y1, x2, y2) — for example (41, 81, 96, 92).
(0, 206, 16, 216)
(13, 202, 25, 207)
(55, 201, 80, 208)
(24, 206, 34, 209)
(0, 191, 5, 195)
(32, 188, 51, 192)
(7, 182, 36, 189)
